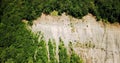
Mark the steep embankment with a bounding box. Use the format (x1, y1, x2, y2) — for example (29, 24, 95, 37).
(31, 13, 120, 63)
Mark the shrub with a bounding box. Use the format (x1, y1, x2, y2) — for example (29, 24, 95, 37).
(50, 10, 58, 16)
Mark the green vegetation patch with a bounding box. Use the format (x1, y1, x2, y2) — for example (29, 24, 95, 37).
(0, 0, 119, 25)
(50, 10, 58, 16)
(59, 38, 70, 63)
(48, 39, 58, 63)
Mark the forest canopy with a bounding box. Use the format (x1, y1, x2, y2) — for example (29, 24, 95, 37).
(0, 0, 120, 24)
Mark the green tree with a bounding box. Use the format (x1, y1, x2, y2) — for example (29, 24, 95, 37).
(59, 38, 70, 63)
(48, 39, 58, 63)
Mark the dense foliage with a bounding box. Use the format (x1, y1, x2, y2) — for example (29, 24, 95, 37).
(1, 0, 119, 24)
(59, 38, 70, 63)
(35, 36, 48, 63)
(48, 39, 58, 63)
(0, 23, 40, 63)
(94, 0, 120, 23)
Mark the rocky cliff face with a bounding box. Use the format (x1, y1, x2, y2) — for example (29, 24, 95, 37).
(31, 13, 120, 63)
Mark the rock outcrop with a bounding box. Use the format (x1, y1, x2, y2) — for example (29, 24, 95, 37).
(31, 13, 120, 63)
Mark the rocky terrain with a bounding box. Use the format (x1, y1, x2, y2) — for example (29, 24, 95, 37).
(31, 13, 120, 63)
